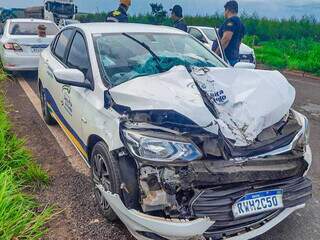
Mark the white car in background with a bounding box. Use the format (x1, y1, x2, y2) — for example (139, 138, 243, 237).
(58, 19, 80, 29)
(188, 26, 256, 67)
(38, 23, 311, 240)
(0, 18, 59, 72)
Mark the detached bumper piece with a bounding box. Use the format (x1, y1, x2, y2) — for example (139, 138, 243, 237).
(97, 185, 214, 240)
(190, 177, 312, 240)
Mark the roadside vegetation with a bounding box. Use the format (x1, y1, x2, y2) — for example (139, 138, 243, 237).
(78, 5, 320, 76)
(0, 68, 52, 240)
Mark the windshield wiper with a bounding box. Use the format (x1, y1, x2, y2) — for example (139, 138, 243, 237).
(122, 33, 163, 72)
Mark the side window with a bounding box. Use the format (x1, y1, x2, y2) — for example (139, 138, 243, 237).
(189, 28, 205, 43)
(67, 32, 90, 77)
(53, 29, 74, 61)
(50, 33, 59, 51)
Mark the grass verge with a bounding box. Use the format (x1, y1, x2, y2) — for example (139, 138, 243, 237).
(0, 68, 52, 240)
(244, 37, 320, 76)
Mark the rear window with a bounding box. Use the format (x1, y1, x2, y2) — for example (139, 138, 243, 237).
(9, 22, 59, 36)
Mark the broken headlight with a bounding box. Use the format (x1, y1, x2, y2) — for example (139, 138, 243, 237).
(122, 130, 202, 162)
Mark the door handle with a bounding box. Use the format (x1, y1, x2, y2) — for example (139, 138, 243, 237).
(81, 117, 87, 124)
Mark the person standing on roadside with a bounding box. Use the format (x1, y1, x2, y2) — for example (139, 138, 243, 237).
(213, 1, 245, 66)
(170, 5, 188, 32)
(106, 0, 131, 23)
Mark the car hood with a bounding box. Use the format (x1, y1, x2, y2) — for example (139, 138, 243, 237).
(110, 66, 295, 146)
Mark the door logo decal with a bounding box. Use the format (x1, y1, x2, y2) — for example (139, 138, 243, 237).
(62, 85, 72, 116)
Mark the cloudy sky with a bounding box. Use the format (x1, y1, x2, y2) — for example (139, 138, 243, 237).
(1, 0, 320, 19)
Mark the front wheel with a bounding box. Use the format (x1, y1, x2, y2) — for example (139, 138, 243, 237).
(91, 142, 122, 222)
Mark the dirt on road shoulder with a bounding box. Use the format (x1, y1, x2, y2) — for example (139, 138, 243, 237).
(3, 78, 133, 240)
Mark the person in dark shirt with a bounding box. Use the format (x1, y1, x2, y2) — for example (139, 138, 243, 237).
(106, 0, 131, 23)
(170, 5, 188, 32)
(213, 1, 245, 66)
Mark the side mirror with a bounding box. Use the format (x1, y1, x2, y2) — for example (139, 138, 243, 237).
(53, 69, 92, 89)
(234, 62, 256, 69)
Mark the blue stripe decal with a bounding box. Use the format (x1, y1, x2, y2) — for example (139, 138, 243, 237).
(43, 88, 88, 155)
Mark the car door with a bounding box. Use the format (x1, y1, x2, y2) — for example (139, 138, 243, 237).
(41, 27, 74, 119)
(63, 30, 93, 158)
(188, 27, 207, 44)
(212, 27, 227, 62)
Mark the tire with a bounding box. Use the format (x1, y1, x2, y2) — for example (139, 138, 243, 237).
(91, 141, 121, 222)
(39, 83, 56, 125)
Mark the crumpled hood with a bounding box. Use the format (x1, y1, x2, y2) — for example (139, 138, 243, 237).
(110, 66, 295, 146)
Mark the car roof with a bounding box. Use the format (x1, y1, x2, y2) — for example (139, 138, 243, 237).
(74, 23, 188, 35)
(189, 26, 214, 30)
(7, 18, 55, 24)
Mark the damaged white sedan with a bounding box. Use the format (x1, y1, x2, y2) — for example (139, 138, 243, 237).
(38, 23, 312, 240)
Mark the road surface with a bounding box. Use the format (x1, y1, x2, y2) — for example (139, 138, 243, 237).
(3, 71, 320, 240)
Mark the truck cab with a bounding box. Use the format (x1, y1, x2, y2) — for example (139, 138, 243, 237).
(44, 0, 78, 25)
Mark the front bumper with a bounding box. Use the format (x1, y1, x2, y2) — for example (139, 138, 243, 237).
(1, 51, 40, 71)
(98, 187, 307, 240)
(98, 145, 312, 240)
(97, 185, 214, 240)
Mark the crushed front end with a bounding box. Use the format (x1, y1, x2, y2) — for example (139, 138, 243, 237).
(97, 108, 312, 240)
(102, 67, 312, 240)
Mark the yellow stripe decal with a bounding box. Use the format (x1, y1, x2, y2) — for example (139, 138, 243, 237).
(48, 104, 88, 159)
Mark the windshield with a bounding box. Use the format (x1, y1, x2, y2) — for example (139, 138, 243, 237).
(50, 2, 74, 15)
(9, 22, 59, 36)
(201, 28, 218, 42)
(93, 33, 225, 86)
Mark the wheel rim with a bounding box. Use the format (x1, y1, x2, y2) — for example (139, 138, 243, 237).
(92, 153, 112, 211)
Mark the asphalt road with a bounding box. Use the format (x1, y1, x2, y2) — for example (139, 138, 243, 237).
(8, 71, 320, 240)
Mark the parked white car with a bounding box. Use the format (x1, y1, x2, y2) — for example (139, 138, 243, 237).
(38, 23, 312, 240)
(0, 18, 59, 71)
(188, 26, 256, 66)
(58, 19, 80, 29)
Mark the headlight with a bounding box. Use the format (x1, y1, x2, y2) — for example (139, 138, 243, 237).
(122, 130, 203, 162)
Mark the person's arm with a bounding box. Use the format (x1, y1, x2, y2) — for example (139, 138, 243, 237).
(215, 30, 234, 54)
(220, 31, 234, 50)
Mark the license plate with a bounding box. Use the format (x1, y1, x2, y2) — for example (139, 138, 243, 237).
(31, 47, 45, 53)
(240, 59, 250, 63)
(232, 190, 283, 218)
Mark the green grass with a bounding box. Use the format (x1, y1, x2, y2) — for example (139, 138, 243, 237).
(253, 39, 320, 76)
(0, 68, 52, 239)
(0, 172, 52, 240)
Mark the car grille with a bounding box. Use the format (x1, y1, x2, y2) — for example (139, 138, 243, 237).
(190, 177, 312, 240)
(239, 54, 255, 63)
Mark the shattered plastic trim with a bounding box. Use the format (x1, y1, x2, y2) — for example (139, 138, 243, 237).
(96, 185, 214, 240)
